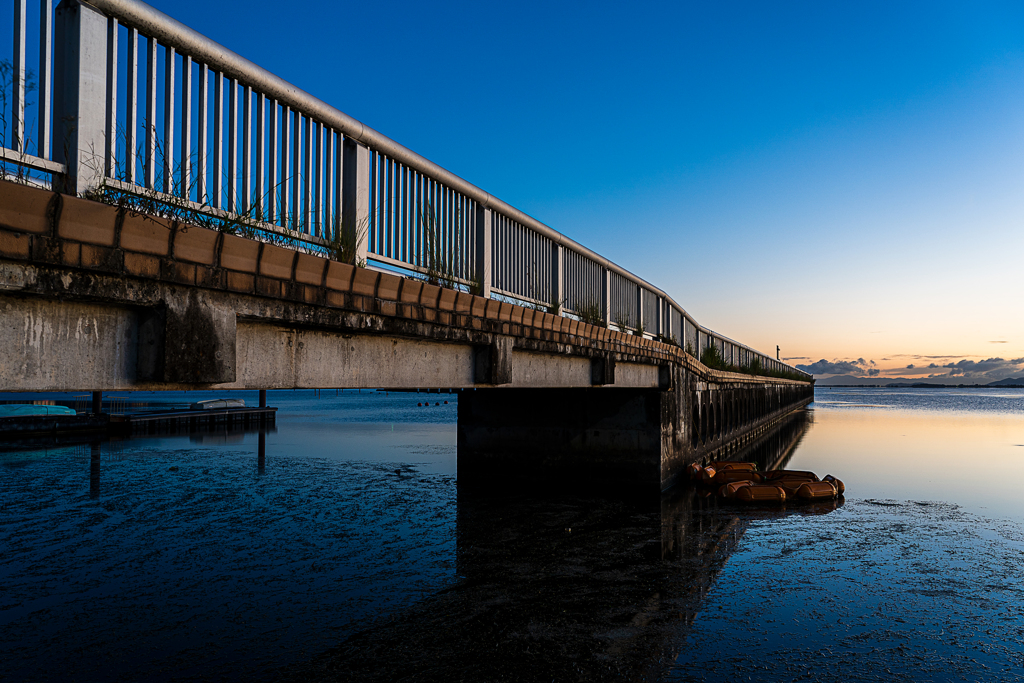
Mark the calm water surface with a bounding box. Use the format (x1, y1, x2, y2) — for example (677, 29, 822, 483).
(1, 387, 1023, 681)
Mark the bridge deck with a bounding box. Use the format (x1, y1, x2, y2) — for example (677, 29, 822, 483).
(0, 180, 806, 392)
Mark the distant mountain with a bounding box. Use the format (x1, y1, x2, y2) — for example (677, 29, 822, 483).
(815, 375, 886, 386)
(986, 377, 1024, 387)
(815, 375, 997, 387)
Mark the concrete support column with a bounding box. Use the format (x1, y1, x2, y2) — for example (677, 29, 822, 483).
(342, 138, 370, 266)
(54, 0, 109, 195)
(91, 390, 102, 415)
(474, 336, 512, 385)
(474, 205, 492, 297)
(138, 292, 237, 384)
(591, 355, 615, 385)
(259, 389, 267, 407)
(458, 388, 663, 490)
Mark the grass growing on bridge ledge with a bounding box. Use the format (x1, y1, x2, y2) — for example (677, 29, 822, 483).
(326, 215, 368, 267)
(700, 344, 810, 383)
(568, 299, 602, 327)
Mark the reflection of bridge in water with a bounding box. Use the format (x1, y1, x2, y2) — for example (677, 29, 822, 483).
(292, 408, 837, 682)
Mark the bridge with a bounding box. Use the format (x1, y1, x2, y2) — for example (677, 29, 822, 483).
(1, 0, 813, 490)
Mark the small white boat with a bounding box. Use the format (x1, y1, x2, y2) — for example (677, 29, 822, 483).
(189, 399, 246, 411)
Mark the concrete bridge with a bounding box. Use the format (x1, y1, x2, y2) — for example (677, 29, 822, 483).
(1, 0, 813, 490)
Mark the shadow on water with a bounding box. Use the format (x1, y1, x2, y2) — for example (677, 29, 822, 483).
(291, 409, 836, 682)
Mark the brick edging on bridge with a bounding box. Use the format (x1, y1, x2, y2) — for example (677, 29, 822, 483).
(0, 179, 809, 387)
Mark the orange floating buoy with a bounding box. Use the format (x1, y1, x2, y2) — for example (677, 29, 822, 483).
(823, 475, 845, 496)
(701, 466, 718, 482)
(707, 462, 757, 472)
(763, 470, 819, 482)
(718, 480, 754, 499)
(710, 470, 763, 486)
(735, 484, 786, 504)
(765, 471, 817, 495)
(796, 481, 839, 501)
(687, 463, 703, 481)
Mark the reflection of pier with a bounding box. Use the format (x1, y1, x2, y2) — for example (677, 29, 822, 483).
(1, 419, 276, 499)
(0, 399, 276, 440)
(298, 408, 834, 681)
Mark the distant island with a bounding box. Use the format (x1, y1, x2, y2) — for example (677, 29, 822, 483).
(815, 375, 1024, 388)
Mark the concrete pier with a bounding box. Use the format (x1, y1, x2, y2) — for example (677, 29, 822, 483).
(458, 375, 812, 491)
(0, 180, 813, 487)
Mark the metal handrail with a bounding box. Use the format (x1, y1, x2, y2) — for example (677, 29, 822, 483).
(1, 0, 810, 380)
(81, 1, 653, 283)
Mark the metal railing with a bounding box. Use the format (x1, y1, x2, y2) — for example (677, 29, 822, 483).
(1, 0, 811, 381)
(1, 0, 63, 178)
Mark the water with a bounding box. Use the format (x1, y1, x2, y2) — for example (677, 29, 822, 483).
(2, 387, 1023, 681)
(800, 387, 1024, 519)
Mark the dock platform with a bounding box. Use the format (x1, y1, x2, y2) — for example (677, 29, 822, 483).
(0, 407, 276, 439)
(109, 407, 277, 434)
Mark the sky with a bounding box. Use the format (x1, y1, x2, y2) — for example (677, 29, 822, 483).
(16, 0, 1024, 381)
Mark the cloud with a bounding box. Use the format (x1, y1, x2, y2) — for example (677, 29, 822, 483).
(798, 355, 1024, 381)
(989, 340, 1008, 344)
(930, 357, 1024, 380)
(796, 358, 876, 376)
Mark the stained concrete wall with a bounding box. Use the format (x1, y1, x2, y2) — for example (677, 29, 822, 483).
(1, 295, 140, 389)
(0, 292, 668, 391)
(235, 323, 475, 389)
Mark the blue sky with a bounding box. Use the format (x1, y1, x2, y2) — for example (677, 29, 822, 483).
(151, 0, 1024, 379)
(15, 0, 1024, 379)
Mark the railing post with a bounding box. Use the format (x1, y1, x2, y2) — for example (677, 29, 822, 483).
(474, 205, 492, 298)
(551, 243, 563, 314)
(54, 0, 109, 195)
(13, 0, 27, 153)
(602, 267, 611, 328)
(636, 288, 644, 336)
(342, 138, 370, 265)
(39, 0, 54, 159)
